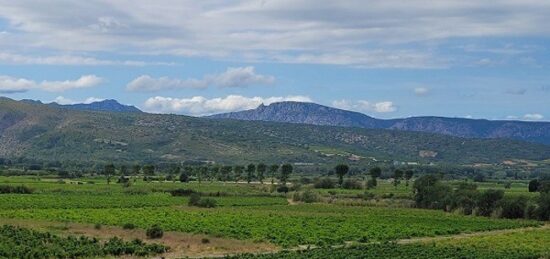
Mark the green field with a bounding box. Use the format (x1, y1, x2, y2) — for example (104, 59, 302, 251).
(0, 175, 547, 258)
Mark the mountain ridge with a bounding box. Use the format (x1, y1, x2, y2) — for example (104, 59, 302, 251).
(207, 102, 550, 145)
(1, 97, 549, 166)
(21, 99, 142, 113)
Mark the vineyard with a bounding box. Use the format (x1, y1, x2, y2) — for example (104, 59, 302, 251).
(228, 227, 550, 258)
(0, 176, 547, 258)
(0, 225, 168, 258)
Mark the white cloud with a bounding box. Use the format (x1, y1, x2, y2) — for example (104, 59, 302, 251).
(505, 114, 545, 121)
(523, 113, 544, 121)
(52, 96, 105, 105)
(127, 66, 275, 92)
(332, 99, 397, 113)
(0, 52, 173, 66)
(0, 75, 103, 93)
(143, 95, 312, 116)
(414, 87, 430, 96)
(2, 1, 549, 67)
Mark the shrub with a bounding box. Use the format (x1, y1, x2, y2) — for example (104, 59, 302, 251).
(146, 225, 164, 239)
(188, 193, 217, 208)
(0, 185, 33, 194)
(476, 189, 504, 217)
(498, 196, 528, 219)
(314, 178, 335, 189)
(342, 179, 362, 190)
(276, 185, 289, 193)
(292, 190, 320, 203)
(201, 238, 210, 244)
(94, 224, 102, 230)
(170, 189, 197, 197)
(366, 178, 377, 189)
(122, 223, 136, 230)
(197, 198, 217, 208)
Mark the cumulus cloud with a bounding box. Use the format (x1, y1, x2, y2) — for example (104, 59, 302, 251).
(143, 95, 312, 116)
(127, 66, 275, 92)
(523, 113, 544, 121)
(52, 96, 105, 105)
(332, 99, 397, 113)
(0, 75, 102, 93)
(506, 114, 545, 121)
(414, 87, 430, 96)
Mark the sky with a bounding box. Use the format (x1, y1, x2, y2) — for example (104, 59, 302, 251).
(0, 0, 548, 120)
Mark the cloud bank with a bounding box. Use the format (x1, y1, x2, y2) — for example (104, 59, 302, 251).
(332, 99, 397, 113)
(0, 75, 102, 93)
(127, 66, 275, 92)
(143, 95, 312, 116)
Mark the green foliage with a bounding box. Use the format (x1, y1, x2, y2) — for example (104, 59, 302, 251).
(0, 225, 168, 258)
(335, 164, 349, 186)
(314, 178, 335, 189)
(0, 185, 33, 194)
(146, 225, 164, 239)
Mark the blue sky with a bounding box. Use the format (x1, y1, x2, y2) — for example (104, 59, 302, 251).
(0, 1, 548, 120)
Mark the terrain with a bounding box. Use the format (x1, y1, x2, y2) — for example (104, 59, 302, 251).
(208, 102, 550, 145)
(1, 97, 549, 166)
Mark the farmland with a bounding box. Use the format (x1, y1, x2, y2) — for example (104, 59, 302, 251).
(0, 174, 548, 258)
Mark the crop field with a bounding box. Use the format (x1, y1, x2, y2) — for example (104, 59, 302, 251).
(229, 227, 550, 258)
(0, 175, 547, 258)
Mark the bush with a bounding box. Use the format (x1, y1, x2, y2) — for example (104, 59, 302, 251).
(188, 193, 217, 208)
(146, 225, 164, 239)
(188, 193, 202, 206)
(276, 185, 289, 193)
(498, 196, 528, 219)
(292, 189, 320, 203)
(342, 179, 362, 190)
(197, 198, 217, 208)
(170, 188, 197, 197)
(0, 185, 33, 194)
(201, 238, 210, 244)
(122, 223, 136, 230)
(314, 178, 335, 189)
(366, 178, 377, 189)
(94, 224, 102, 230)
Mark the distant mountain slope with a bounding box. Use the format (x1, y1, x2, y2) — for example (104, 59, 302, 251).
(21, 99, 142, 113)
(208, 102, 550, 145)
(0, 97, 549, 166)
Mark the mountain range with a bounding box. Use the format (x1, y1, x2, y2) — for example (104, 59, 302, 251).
(21, 99, 142, 113)
(1, 97, 549, 167)
(208, 102, 550, 145)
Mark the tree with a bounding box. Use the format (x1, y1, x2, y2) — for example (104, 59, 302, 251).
(120, 165, 128, 176)
(393, 169, 404, 188)
(256, 163, 267, 184)
(280, 164, 293, 185)
(369, 167, 382, 178)
(476, 189, 504, 217)
(210, 166, 220, 182)
(104, 164, 115, 184)
(404, 170, 414, 186)
(220, 166, 232, 182)
(334, 164, 349, 186)
(413, 175, 451, 209)
(142, 165, 155, 176)
(367, 167, 382, 188)
(104, 164, 115, 176)
(179, 170, 189, 182)
(131, 165, 141, 175)
(233, 165, 244, 183)
(246, 164, 256, 184)
(528, 179, 540, 192)
(269, 164, 279, 185)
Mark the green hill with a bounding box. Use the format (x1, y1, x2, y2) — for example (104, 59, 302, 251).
(0, 97, 548, 166)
